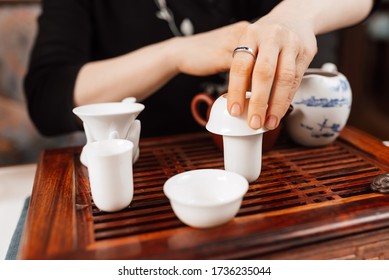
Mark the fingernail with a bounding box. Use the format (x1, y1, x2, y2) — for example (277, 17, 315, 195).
(231, 103, 241, 116)
(265, 115, 278, 130)
(249, 114, 262, 129)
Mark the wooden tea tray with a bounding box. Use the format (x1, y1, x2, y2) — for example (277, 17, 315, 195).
(18, 126, 389, 259)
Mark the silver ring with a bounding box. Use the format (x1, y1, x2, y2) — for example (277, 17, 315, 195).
(232, 46, 256, 59)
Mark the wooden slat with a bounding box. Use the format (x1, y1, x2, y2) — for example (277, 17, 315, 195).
(18, 150, 76, 259)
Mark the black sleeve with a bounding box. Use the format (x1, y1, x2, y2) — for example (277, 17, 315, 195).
(369, 0, 382, 17)
(373, 0, 382, 11)
(24, 0, 92, 136)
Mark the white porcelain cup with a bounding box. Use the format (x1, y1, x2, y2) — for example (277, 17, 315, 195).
(223, 134, 263, 183)
(73, 98, 144, 165)
(206, 92, 266, 183)
(85, 139, 134, 212)
(164, 169, 249, 228)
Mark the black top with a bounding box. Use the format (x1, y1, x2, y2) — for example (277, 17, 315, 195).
(24, 0, 380, 138)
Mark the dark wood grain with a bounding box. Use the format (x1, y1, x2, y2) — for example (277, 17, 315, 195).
(18, 126, 389, 259)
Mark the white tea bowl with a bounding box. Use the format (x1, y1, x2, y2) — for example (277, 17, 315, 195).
(163, 169, 248, 228)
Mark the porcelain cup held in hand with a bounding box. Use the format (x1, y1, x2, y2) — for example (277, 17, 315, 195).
(191, 93, 293, 152)
(206, 92, 266, 183)
(85, 139, 134, 212)
(286, 63, 352, 146)
(164, 169, 248, 228)
(223, 134, 263, 183)
(73, 98, 144, 166)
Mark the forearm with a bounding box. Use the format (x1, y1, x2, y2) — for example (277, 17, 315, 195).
(74, 38, 179, 106)
(267, 0, 374, 35)
(74, 20, 248, 106)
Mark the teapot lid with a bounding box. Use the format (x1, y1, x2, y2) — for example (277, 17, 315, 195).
(206, 93, 267, 136)
(320, 63, 338, 74)
(304, 63, 339, 77)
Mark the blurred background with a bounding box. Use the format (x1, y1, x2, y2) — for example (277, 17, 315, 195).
(0, 0, 86, 167)
(0, 0, 388, 167)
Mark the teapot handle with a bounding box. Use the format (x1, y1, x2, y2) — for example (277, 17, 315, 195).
(190, 93, 214, 127)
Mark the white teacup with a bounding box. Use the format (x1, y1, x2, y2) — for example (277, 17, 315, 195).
(206, 93, 266, 183)
(223, 134, 263, 183)
(73, 98, 144, 166)
(164, 169, 248, 228)
(85, 139, 134, 212)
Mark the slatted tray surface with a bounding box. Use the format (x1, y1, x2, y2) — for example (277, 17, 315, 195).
(19, 127, 389, 259)
(91, 136, 380, 240)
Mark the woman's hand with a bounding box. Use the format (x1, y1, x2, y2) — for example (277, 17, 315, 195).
(227, 16, 317, 130)
(227, 0, 374, 131)
(171, 21, 250, 76)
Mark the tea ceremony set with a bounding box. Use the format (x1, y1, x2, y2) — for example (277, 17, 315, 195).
(72, 62, 355, 228)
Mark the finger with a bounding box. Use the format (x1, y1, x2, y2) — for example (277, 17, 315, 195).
(249, 44, 279, 129)
(282, 51, 313, 116)
(265, 49, 297, 130)
(286, 58, 307, 110)
(227, 45, 257, 117)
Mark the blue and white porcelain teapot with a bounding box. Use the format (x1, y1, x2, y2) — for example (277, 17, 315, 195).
(286, 63, 352, 146)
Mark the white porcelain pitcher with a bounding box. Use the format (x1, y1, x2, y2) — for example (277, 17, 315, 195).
(286, 63, 352, 146)
(73, 98, 144, 166)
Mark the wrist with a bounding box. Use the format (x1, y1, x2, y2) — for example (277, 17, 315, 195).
(263, 1, 316, 34)
(163, 37, 183, 76)
(268, 0, 374, 35)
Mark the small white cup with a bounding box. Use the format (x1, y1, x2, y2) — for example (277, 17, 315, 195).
(223, 134, 263, 183)
(85, 139, 134, 212)
(164, 169, 248, 228)
(206, 93, 266, 183)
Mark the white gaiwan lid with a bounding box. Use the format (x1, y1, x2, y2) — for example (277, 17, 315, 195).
(206, 92, 267, 136)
